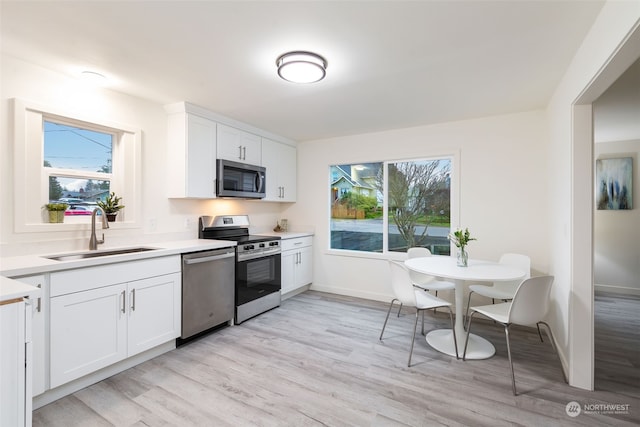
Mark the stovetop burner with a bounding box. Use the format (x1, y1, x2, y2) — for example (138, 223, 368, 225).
(216, 234, 280, 244)
(199, 215, 279, 240)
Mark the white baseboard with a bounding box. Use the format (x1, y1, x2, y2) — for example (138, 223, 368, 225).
(595, 284, 640, 296)
(309, 283, 391, 303)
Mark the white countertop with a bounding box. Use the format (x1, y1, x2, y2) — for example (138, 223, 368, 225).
(1, 276, 41, 302)
(0, 239, 237, 278)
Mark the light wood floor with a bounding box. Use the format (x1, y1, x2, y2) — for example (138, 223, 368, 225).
(33, 291, 639, 426)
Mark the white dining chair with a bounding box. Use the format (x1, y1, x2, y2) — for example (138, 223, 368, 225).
(463, 275, 567, 395)
(464, 253, 530, 325)
(396, 247, 455, 317)
(380, 260, 458, 367)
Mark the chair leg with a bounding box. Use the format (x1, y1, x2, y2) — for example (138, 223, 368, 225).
(380, 298, 398, 340)
(464, 291, 474, 331)
(504, 324, 517, 396)
(421, 309, 425, 336)
(408, 310, 420, 367)
(397, 302, 403, 317)
(536, 323, 544, 342)
(462, 311, 477, 361)
(537, 321, 568, 384)
(433, 290, 438, 314)
(447, 307, 459, 359)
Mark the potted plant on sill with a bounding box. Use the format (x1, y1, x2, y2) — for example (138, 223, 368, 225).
(97, 192, 124, 222)
(44, 203, 68, 223)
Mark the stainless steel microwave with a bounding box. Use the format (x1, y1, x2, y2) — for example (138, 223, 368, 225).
(216, 159, 266, 199)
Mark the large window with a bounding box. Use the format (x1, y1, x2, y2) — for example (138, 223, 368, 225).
(330, 157, 452, 254)
(13, 98, 141, 231)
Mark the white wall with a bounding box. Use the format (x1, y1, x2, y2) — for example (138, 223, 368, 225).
(0, 55, 286, 256)
(594, 140, 640, 294)
(546, 1, 640, 390)
(284, 111, 549, 301)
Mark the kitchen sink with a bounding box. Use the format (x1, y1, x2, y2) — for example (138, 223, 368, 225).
(44, 247, 158, 261)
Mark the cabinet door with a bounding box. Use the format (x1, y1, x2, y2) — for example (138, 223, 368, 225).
(50, 284, 127, 388)
(217, 124, 262, 165)
(185, 114, 217, 198)
(296, 245, 313, 288)
(13, 274, 47, 396)
(261, 138, 281, 200)
(127, 273, 181, 356)
(278, 142, 297, 202)
(262, 139, 297, 202)
(0, 301, 26, 427)
(167, 112, 217, 198)
(280, 250, 297, 294)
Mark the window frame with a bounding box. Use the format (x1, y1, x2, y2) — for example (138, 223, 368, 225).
(328, 151, 460, 259)
(13, 98, 142, 233)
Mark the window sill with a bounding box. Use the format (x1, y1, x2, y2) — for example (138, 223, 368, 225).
(325, 249, 407, 261)
(16, 221, 141, 233)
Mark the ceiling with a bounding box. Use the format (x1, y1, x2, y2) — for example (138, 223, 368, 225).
(1, 1, 606, 142)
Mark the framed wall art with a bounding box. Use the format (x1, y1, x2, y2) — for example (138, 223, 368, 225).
(596, 157, 633, 210)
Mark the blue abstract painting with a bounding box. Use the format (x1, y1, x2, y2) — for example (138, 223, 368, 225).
(596, 157, 633, 210)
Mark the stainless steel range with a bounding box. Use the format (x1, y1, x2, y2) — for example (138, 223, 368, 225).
(199, 215, 281, 324)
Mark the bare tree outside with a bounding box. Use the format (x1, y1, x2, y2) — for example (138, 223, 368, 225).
(377, 159, 451, 250)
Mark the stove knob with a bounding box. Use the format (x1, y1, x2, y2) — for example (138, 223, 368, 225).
(259, 243, 265, 248)
(244, 245, 254, 250)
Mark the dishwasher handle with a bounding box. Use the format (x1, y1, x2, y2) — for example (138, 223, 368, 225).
(183, 250, 235, 265)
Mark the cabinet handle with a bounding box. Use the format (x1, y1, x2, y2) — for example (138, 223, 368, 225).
(131, 288, 136, 312)
(243, 146, 247, 160)
(281, 187, 285, 198)
(238, 145, 243, 160)
(121, 290, 126, 314)
(36, 283, 42, 313)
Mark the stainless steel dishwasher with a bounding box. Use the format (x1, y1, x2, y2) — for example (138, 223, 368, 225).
(180, 247, 235, 342)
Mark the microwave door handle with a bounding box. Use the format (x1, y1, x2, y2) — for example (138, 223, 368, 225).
(256, 172, 264, 193)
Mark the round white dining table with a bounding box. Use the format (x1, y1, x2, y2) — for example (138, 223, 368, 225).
(405, 256, 526, 360)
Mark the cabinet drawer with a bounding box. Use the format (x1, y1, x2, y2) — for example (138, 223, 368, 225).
(281, 236, 313, 251)
(50, 256, 181, 297)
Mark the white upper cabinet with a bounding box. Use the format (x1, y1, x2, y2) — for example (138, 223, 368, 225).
(165, 102, 297, 200)
(217, 123, 262, 166)
(262, 138, 297, 202)
(166, 111, 217, 198)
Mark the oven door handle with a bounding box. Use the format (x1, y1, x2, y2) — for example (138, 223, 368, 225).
(183, 252, 235, 265)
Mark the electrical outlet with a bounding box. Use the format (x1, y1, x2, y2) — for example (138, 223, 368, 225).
(184, 218, 193, 229)
(148, 218, 157, 232)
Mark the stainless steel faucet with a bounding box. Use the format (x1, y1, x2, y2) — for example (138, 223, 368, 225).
(89, 207, 109, 250)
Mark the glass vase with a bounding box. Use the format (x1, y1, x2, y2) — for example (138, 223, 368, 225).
(457, 247, 468, 267)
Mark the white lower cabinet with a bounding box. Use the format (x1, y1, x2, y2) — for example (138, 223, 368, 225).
(281, 236, 313, 294)
(50, 283, 128, 388)
(0, 300, 28, 427)
(127, 274, 181, 356)
(11, 274, 47, 397)
(49, 256, 181, 389)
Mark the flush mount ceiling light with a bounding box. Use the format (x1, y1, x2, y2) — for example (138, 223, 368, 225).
(80, 70, 107, 84)
(276, 51, 327, 83)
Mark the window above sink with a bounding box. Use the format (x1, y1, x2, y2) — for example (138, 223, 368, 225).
(12, 98, 142, 233)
